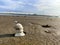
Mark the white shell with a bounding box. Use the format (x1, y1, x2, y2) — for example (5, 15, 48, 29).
(15, 22, 25, 37)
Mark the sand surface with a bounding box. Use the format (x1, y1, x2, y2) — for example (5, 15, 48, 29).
(0, 16, 59, 45)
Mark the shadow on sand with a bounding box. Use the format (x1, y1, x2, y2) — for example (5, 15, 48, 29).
(0, 32, 26, 38)
(0, 34, 15, 38)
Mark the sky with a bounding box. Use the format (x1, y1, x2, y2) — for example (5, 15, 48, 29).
(0, 0, 60, 16)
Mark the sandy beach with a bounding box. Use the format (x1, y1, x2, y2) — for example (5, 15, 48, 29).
(0, 15, 59, 45)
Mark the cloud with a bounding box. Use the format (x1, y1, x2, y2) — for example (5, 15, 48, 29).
(0, 0, 60, 16)
(0, 0, 37, 12)
(0, 0, 25, 10)
(33, 0, 60, 15)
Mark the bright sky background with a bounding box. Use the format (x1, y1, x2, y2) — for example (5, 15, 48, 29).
(0, 0, 60, 16)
